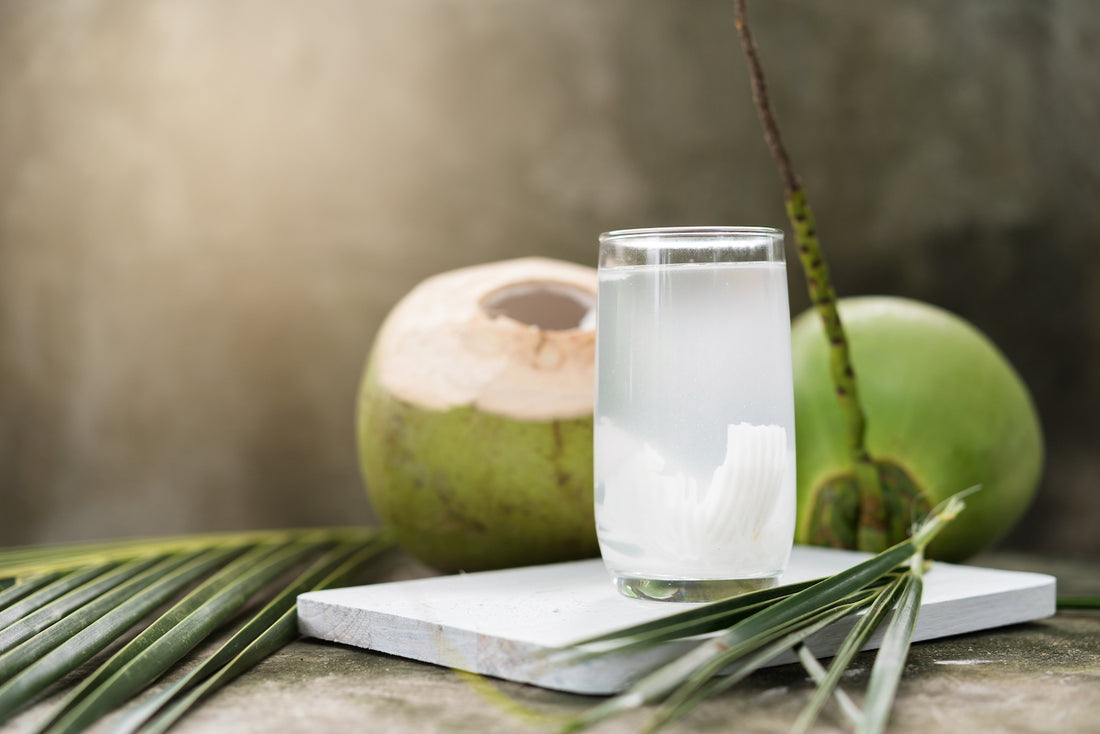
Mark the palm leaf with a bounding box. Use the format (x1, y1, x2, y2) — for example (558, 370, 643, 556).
(563, 576, 825, 648)
(561, 571, 896, 731)
(128, 540, 389, 734)
(0, 564, 117, 633)
(0, 553, 202, 685)
(643, 596, 875, 732)
(858, 554, 925, 734)
(0, 530, 343, 578)
(39, 542, 316, 733)
(1057, 595, 1100, 609)
(797, 645, 863, 729)
(0, 574, 64, 611)
(552, 572, 905, 667)
(0, 560, 160, 656)
(0, 548, 236, 718)
(0, 527, 391, 732)
(791, 572, 909, 734)
(558, 491, 970, 733)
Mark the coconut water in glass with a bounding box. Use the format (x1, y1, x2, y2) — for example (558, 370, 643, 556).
(595, 227, 796, 602)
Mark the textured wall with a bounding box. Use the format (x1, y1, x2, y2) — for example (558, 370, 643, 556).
(0, 1, 1096, 554)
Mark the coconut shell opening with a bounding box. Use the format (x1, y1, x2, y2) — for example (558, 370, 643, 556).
(480, 282, 595, 331)
(373, 257, 597, 420)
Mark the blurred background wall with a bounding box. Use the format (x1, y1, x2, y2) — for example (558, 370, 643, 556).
(1, 0, 1096, 555)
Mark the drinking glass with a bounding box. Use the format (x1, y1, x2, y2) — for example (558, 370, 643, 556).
(595, 227, 796, 602)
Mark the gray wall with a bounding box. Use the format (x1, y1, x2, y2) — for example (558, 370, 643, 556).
(1, 0, 1096, 555)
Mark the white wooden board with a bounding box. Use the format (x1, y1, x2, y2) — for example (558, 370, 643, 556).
(297, 546, 1055, 695)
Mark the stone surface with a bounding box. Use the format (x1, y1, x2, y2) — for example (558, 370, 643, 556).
(0, 1, 1098, 556)
(2, 552, 1096, 734)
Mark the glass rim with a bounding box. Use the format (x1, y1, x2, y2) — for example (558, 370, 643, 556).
(599, 226, 783, 244)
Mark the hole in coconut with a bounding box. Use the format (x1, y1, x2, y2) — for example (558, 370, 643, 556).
(481, 281, 595, 332)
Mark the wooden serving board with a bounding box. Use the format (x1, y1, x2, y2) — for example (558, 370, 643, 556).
(297, 546, 1055, 695)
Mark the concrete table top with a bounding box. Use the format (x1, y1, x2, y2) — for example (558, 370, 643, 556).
(4, 551, 1098, 734)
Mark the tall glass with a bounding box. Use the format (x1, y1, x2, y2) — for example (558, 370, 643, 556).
(595, 227, 796, 602)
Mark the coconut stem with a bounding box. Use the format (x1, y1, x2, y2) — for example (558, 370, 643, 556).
(733, 0, 887, 551)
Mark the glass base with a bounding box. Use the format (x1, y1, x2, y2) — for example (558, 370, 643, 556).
(614, 574, 779, 603)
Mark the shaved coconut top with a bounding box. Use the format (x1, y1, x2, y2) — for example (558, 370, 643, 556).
(374, 257, 597, 421)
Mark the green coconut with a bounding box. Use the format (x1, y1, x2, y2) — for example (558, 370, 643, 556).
(792, 296, 1044, 561)
(357, 257, 599, 572)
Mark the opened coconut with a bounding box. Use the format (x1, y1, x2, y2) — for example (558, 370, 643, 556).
(357, 257, 599, 572)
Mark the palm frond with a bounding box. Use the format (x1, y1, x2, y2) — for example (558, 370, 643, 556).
(644, 596, 873, 733)
(858, 554, 925, 734)
(0, 548, 237, 719)
(557, 491, 970, 733)
(0, 527, 391, 732)
(797, 645, 863, 729)
(1056, 595, 1100, 610)
(40, 542, 316, 733)
(0, 564, 118, 634)
(0, 574, 65, 611)
(0, 559, 164, 657)
(129, 541, 387, 734)
(791, 572, 909, 734)
(564, 576, 825, 648)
